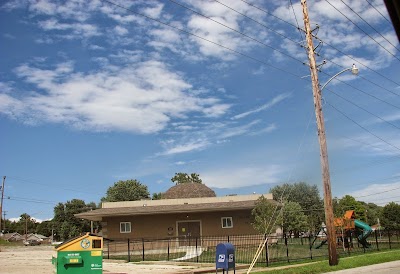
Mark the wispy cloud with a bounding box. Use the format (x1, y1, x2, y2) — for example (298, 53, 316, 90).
(159, 138, 211, 155)
(1, 60, 229, 134)
(232, 93, 292, 120)
(350, 181, 400, 206)
(202, 165, 285, 188)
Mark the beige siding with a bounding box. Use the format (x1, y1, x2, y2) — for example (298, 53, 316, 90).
(104, 209, 258, 240)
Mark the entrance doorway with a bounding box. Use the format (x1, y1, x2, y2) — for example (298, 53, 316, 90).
(177, 221, 201, 246)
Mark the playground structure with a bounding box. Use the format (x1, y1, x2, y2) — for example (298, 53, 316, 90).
(314, 210, 373, 249)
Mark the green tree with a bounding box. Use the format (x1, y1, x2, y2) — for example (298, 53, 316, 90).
(335, 195, 367, 222)
(52, 199, 96, 241)
(381, 202, 400, 230)
(152, 192, 162, 200)
(18, 213, 37, 235)
(35, 220, 53, 237)
(270, 182, 323, 233)
(281, 201, 308, 237)
(171, 173, 202, 185)
(251, 195, 279, 234)
(359, 201, 383, 226)
(101, 179, 150, 202)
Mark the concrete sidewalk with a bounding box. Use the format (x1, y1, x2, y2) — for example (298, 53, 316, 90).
(323, 260, 400, 274)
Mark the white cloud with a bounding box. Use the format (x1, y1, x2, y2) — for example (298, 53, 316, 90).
(232, 93, 292, 120)
(202, 165, 284, 188)
(141, 2, 164, 18)
(1, 61, 230, 134)
(160, 138, 211, 155)
(350, 181, 400, 206)
(114, 26, 129, 36)
(38, 19, 100, 38)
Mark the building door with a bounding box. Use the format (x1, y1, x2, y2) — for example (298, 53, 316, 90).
(177, 221, 201, 246)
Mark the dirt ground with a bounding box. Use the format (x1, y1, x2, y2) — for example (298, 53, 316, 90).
(0, 245, 207, 274)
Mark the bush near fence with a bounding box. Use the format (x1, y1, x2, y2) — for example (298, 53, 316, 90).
(103, 230, 400, 266)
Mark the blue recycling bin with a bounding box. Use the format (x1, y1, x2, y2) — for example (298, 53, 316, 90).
(216, 243, 235, 273)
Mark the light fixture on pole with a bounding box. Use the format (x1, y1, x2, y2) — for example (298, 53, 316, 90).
(320, 64, 359, 91)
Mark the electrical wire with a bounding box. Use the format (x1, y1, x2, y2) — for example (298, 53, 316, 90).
(324, 0, 400, 62)
(339, 0, 400, 52)
(326, 102, 400, 152)
(167, 0, 305, 65)
(366, 0, 392, 24)
(320, 71, 400, 110)
(327, 87, 400, 131)
(239, 0, 400, 87)
(102, 0, 304, 79)
(355, 185, 400, 199)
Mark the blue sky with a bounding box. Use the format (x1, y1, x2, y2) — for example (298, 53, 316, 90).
(1, 0, 399, 222)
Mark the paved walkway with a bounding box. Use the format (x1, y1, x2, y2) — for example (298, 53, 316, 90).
(323, 260, 400, 273)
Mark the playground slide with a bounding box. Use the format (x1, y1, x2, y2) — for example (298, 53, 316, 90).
(354, 219, 373, 248)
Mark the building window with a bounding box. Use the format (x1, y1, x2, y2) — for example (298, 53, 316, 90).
(120, 222, 131, 233)
(221, 217, 233, 228)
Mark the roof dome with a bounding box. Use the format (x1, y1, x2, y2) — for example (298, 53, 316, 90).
(162, 183, 216, 199)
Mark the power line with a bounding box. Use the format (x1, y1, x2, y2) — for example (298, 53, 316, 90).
(102, 0, 304, 79)
(326, 102, 400, 152)
(365, 0, 392, 25)
(238, 0, 400, 87)
(288, 0, 306, 43)
(213, 0, 304, 48)
(188, 0, 400, 104)
(320, 71, 400, 110)
(327, 87, 400, 131)
(167, 0, 305, 65)
(324, 0, 400, 62)
(355, 185, 400, 199)
(7, 176, 104, 196)
(6, 196, 56, 205)
(339, 0, 400, 52)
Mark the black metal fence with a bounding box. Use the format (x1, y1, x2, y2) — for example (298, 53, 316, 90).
(103, 230, 400, 266)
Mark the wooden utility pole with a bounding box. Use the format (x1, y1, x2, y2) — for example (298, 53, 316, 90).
(301, 0, 338, 266)
(0, 176, 6, 233)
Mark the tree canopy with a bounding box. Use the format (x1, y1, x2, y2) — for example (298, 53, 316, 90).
(171, 173, 202, 185)
(101, 179, 150, 202)
(281, 201, 308, 237)
(53, 199, 97, 240)
(381, 202, 400, 230)
(334, 195, 367, 222)
(270, 182, 324, 232)
(251, 195, 278, 234)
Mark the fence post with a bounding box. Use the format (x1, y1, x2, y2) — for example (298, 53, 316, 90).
(309, 234, 312, 260)
(227, 235, 230, 243)
(375, 230, 379, 251)
(196, 237, 199, 263)
(284, 233, 289, 263)
(142, 238, 145, 261)
(127, 239, 130, 262)
(168, 239, 170, 261)
(107, 241, 110, 259)
(388, 231, 392, 249)
(264, 234, 269, 267)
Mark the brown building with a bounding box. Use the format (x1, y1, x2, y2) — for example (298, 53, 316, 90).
(75, 192, 274, 241)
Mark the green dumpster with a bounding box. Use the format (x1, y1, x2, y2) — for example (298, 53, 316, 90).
(52, 233, 103, 274)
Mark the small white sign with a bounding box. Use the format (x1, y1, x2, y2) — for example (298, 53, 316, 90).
(218, 254, 225, 262)
(228, 254, 234, 262)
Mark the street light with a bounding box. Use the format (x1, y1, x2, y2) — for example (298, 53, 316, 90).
(321, 64, 359, 91)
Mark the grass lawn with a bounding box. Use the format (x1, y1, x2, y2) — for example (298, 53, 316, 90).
(253, 249, 400, 273)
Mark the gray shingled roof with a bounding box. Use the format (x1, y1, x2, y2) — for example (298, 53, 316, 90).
(75, 200, 257, 221)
